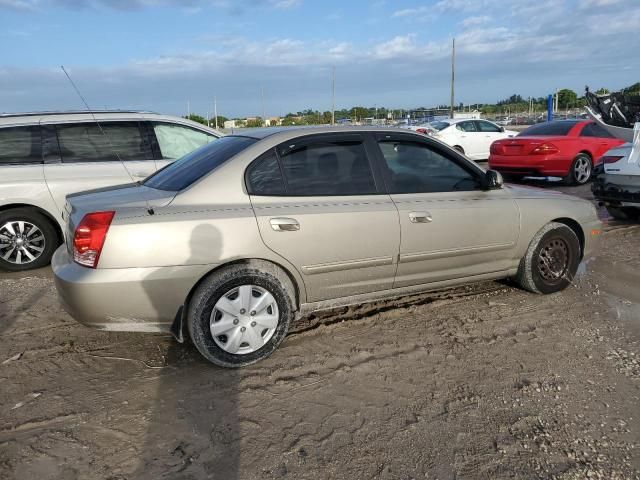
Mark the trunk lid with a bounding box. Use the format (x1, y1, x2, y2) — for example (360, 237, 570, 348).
(63, 183, 177, 249)
(492, 136, 566, 156)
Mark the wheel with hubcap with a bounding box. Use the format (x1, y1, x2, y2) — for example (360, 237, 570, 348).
(0, 208, 59, 271)
(187, 264, 293, 367)
(515, 222, 581, 294)
(565, 154, 592, 185)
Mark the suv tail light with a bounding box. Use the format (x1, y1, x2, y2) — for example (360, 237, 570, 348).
(73, 211, 115, 268)
(531, 143, 559, 155)
(602, 155, 624, 164)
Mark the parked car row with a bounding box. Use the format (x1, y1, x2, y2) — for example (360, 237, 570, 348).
(0, 111, 220, 271)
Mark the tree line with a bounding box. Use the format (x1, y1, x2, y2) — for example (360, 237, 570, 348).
(184, 82, 640, 127)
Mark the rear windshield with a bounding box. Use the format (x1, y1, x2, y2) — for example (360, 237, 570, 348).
(518, 121, 579, 136)
(429, 121, 450, 131)
(144, 136, 257, 191)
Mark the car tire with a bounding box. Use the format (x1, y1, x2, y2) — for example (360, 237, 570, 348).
(0, 208, 59, 272)
(564, 153, 592, 186)
(453, 145, 465, 154)
(606, 205, 640, 221)
(515, 222, 581, 294)
(187, 264, 294, 368)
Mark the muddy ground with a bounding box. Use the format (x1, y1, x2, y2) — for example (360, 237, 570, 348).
(1, 180, 639, 480)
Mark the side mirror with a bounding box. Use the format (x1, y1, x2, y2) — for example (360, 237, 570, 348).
(500, 126, 505, 132)
(483, 170, 504, 190)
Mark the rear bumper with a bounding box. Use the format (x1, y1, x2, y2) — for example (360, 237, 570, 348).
(52, 246, 214, 333)
(489, 154, 572, 177)
(592, 177, 640, 206)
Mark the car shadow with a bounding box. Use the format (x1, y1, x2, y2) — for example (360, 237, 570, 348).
(136, 223, 241, 479)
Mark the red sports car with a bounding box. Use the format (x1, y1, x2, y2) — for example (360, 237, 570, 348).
(488, 120, 625, 185)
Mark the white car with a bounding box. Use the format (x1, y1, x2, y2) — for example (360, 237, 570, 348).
(428, 119, 517, 161)
(592, 127, 640, 220)
(0, 110, 221, 271)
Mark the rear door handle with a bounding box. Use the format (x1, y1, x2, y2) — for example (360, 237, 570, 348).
(409, 211, 432, 223)
(270, 217, 300, 231)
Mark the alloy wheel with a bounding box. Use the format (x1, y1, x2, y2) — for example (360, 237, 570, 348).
(0, 221, 46, 265)
(573, 156, 592, 184)
(210, 285, 279, 355)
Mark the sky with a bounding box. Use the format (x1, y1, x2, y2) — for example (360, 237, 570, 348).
(1, 0, 639, 118)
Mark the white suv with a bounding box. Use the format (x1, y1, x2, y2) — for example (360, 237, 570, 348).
(0, 110, 221, 271)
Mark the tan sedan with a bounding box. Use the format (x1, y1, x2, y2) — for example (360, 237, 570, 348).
(52, 127, 602, 367)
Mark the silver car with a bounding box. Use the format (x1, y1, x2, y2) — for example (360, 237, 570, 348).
(0, 110, 221, 271)
(52, 127, 602, 367)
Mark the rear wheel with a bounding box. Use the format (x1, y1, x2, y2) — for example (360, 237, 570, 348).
(564, 154, 592, 185)
(606, 205, 640, 221)
(0, 208, 59, 271)
(187, 264, 293, 367)
(502, 173, 524, 183)
(515, 222, 581, 294)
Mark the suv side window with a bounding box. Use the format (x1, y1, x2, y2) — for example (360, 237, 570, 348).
(476, 120, 502, 133)
(56, 122, 151, 162)
(152, 122, 217, 160)
(0, 126, 42, 165)
(246, 149, 286, 195)
(277, 138, 377, 196)
(378, 139, 480, 193)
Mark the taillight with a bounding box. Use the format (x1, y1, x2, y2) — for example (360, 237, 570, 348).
(602, 155, 624, 164)
(531, 143, 559, 155)
(416, 128, 428, 135)
(73, 211, 115, 268)
(490, 142, 502, 155)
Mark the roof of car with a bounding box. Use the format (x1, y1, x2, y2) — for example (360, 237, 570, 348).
(228, 125, 426, 141)
(0, 110, 222, 135)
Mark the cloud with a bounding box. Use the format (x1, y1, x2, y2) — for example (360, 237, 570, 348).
(0, 0, 298, 11)
(0, 0, 38, 10)
(460, 15, 490, 27)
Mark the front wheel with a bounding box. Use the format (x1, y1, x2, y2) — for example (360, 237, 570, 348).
(564, 154, 592, 185)
(0, 208, 59, 271)
(187, 264, 293, 367)
(515, 222, 581, 294)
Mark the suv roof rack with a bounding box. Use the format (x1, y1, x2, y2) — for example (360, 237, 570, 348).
(0, 110, 159, 118)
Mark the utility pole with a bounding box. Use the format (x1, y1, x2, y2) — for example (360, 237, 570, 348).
(187, 100, 190, 118)
(331, 66, 336, 126)
(450, 38, 455, 119)
(261, 86, 265, 126)
(214, 97, 218, 130)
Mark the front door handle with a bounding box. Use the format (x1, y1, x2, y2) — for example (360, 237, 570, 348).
(270, 217, 300, 232)
(409, 211, 432, 223)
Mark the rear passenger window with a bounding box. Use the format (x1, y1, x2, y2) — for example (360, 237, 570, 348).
(56, 122, 151, 162)
(246, 150, 286, 195)
(278, 139, 377, 196)
(0, 126, 41, 165)
(581, 123, 614, 138)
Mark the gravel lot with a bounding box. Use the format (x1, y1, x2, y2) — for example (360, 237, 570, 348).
(1, 179, 639, 480)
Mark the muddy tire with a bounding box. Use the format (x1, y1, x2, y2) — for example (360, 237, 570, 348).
(515, 222, 581, 294)
(187, 264, 293, 368)
(564, 153, 592, 186)
(0, 208, 59, 272)
(606, 205, 640, 221)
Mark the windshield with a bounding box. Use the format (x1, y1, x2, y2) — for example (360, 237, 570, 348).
(144, 136, 257, 191)
(429, 121, 450, 131)
(518, 121, 579, 136)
